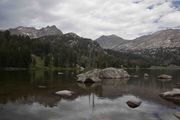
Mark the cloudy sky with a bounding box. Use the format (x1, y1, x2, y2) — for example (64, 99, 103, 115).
(0, 0, 180, 39)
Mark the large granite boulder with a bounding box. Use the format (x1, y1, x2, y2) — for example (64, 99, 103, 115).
(77, 67, 130, 83)
(99, 67, 129, 79)
(77, 69, 102, 83)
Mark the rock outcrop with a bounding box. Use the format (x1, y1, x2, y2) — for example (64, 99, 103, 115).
(77, 67, 129, 83)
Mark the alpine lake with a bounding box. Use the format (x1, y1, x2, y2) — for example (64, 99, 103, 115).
(0, 69, 180, 120)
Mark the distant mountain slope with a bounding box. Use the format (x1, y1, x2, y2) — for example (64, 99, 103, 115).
(32, 32, 107, 68)
(95, 34, 128, 49)
(8, 25, 63, 38)
(95, 29, 180, 67)
(114, 29, 180, 51)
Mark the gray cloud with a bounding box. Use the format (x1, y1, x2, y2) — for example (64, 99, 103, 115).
(0, 0, 180, 39)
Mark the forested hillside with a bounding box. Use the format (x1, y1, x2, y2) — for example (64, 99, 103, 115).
(1, 30, 172, 69)
(0, 31, 31, 68)
(0, 31, 117, 69)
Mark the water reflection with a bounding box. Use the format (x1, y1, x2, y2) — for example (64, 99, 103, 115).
(0, 69, 180, 120)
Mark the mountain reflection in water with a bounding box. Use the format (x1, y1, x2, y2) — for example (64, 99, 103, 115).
(0, 69, 180, 120)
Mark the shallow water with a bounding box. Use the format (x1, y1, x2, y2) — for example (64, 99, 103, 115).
(0, 69, 180, 120)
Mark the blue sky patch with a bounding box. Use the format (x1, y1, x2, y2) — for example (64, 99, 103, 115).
(172, 0, 180, 10)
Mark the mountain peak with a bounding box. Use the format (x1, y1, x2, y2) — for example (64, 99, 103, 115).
(44, 25, 57, 29)
(114, 29, 180, 51)
(8, 25, 63, 38)
(96, 34, 128, 49)
(64, 32, 80, 38)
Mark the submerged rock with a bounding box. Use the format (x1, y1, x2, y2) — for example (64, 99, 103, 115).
(77, 67, 130, 83)
(158, 74, 172, 79)
(126, 98, 142, 108)
(55, 90, 74, 96)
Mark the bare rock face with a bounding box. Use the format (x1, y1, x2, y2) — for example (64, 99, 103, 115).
(158, 74, 172, 79)
(95, 34, 128, 49)
(114, 29, 180, 51)
(77, 67, 130, 83)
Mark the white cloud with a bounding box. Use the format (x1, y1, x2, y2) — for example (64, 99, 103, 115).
(0, 0, 180, 39)
(159, 11, 180, 27)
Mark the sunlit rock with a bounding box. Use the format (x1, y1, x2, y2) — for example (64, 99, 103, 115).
(158, 74, 172, 79)
(160, 88, 180, 105)
(55, 90, 74, 96)
(160, 88, 180, 97)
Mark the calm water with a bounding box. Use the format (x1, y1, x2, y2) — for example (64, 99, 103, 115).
(0, 69, 180, 120)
